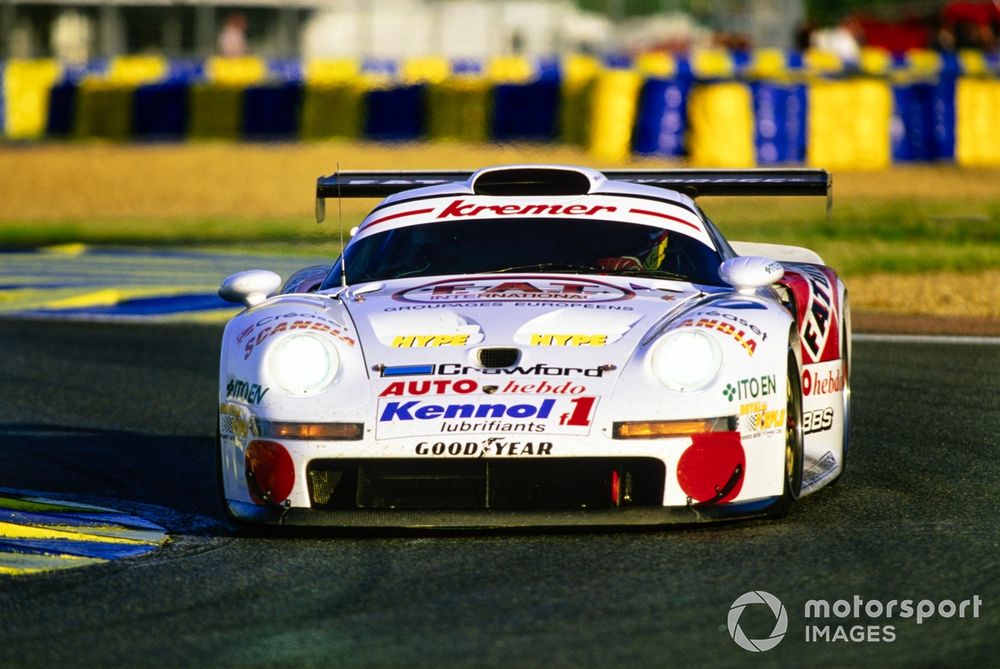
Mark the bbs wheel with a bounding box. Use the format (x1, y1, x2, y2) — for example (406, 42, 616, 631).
(770, 344, 804, 517)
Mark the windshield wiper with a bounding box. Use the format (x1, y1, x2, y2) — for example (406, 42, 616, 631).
(489, 263, 607, 274)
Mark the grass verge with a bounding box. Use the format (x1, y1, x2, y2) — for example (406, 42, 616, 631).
(1, 142, 998, 320)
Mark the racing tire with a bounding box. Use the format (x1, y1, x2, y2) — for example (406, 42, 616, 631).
(769, 345, 804, 517)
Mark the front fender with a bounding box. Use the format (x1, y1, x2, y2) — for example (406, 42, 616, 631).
(218, 295, 371, 420)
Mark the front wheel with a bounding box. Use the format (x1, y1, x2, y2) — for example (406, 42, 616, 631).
(770, 346, 804, 517)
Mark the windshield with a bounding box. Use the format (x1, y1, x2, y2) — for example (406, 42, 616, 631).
(322, 217, 725, 289)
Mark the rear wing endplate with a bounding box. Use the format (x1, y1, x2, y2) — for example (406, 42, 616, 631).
(315, 168, 831, 222)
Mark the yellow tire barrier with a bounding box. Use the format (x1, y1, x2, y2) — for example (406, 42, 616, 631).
(687, 82, 755, 167)
(587, 69, 642, 162)
(188, 83, 244, 140)
(808, 78, 892, 170)
(75, 80, 133, 141)
(955, 77, 1000, 167)
(559, 54, 601, 147)
(3, 59, 62, 139)
(205, 56, 267, 86)
(106, 55, 168, 86)
(300, 83, 364, 140)
(426, 78, 490, 143)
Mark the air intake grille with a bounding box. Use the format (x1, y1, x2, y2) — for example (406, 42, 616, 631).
(307, 458, 666, 510)
(476, 347, 520, 369)
(471, 168, 593, 196)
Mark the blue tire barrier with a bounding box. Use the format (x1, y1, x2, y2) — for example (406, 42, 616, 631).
(364, 84, 425, 141)
(892, 82, 934, 162)
(492, 80, 560, 142)
(242, 82, 303, 140)
(45, 81, 77, 137)
(132, 82, 189, 140)
(932, 77, 957, 161)
(632, 76, 691, 157)
(751, 81, 806, 165)
(166, 59, 205, 83)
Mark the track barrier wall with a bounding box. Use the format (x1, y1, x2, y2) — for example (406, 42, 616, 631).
(2, 49, 999, 167)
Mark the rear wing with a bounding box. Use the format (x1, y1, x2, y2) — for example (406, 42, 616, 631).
(315, 168, 831, 222)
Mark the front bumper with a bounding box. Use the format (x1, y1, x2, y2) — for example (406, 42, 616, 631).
(226, 496, 782, 528)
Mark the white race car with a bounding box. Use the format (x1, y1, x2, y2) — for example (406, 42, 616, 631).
(217, 165, 850, 527)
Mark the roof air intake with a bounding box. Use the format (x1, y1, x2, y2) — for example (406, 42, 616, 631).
(471, 167, 594, 196)
(476, 348, 521, 369)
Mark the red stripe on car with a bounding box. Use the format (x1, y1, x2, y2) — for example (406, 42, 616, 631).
(628, 208, 701, 231)
(364, 208, 435, 228)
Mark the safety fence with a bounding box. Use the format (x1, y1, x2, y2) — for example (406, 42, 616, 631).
(2, 48, 999, 168)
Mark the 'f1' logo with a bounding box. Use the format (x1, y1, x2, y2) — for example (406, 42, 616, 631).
(558, 397, 596, 426)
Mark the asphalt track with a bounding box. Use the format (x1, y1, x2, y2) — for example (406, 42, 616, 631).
(0, 319, 997, 669)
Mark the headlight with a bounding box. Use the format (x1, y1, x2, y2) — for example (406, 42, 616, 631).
(650, 329, 722, 392)
(268, 333, 339, 395)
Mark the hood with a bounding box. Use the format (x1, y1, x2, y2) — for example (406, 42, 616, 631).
(337, 274, 711, 376)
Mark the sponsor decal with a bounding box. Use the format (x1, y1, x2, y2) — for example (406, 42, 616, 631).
(498, 380, 586, 394)
(378, 399, 530, 422)
(379, 378, 586, 396)
(783, 265, 839, 364)
(529, 333, 607, 346)
(226, 378, 269, 405)
(440, 362, 607, 377)
(380, 379, 478, 396)
(394, 277, 634, 304)
(414, 439, 554, 457)
(695, 310, 768, 340)
(381, 364, 435, 377)
(740, 401, 786, 435)
(390, 334, 470, 347)
(675, 312, 763, 356)
(376, 395, 598, 438)
(438, 420, 546, 434)
(802, 366, 845, 396)
(723, 374, 777, 402)
(377, 362, 608, 378)
(237, 312, 355, 360)
(436, 199, 617, 219)
(384, 302, 633, 312)
(803, 407, 835, 435)
(219, 402, 254, 441)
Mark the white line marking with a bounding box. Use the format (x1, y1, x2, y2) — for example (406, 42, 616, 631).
(855, 333, 1000, 346)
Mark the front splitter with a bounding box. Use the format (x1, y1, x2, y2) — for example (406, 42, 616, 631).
(226, 497, 781, 528)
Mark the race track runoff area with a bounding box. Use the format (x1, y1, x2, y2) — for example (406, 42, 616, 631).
(0, 491, 167, 576)
(0, 245, 323, 321)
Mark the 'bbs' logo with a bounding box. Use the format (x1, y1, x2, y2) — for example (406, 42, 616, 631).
(803, 408, 834, 434)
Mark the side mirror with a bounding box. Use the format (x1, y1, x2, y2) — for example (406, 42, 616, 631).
(219, 270, 282, 307)
(718, 256, 784, 294)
